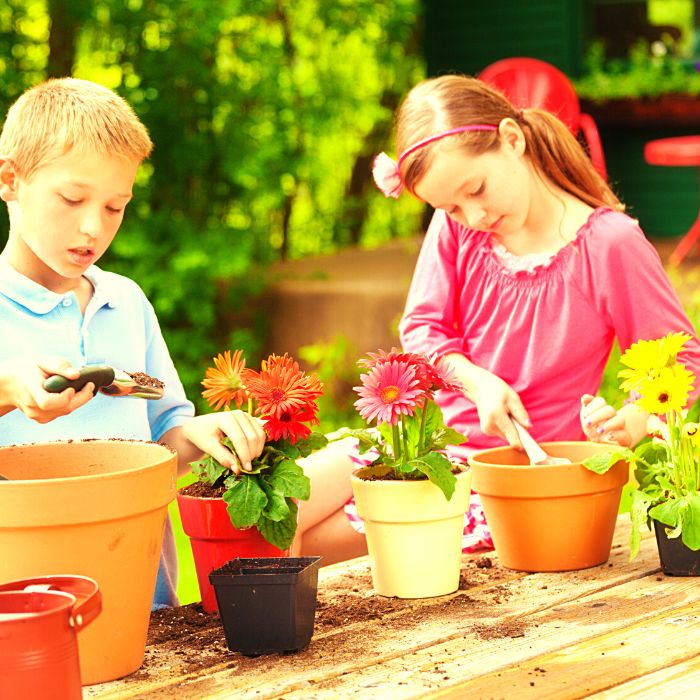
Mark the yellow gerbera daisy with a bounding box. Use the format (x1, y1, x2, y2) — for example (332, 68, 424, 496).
(635, 364, 695, 415)
(618, 332, 692, 392)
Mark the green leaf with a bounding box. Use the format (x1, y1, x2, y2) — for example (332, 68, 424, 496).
(257, 500, 299, 550)
(582, 449, 632, 475)
(259, 477, 290, 522)
(190, 453, 229, 486)
(295, 432, 328, 457)
(408, 452, 457, 500)
(649, 498, 683, 528)
(681, 493, 700, 551)
(686, 395, 700, 423)
(222, 475, 268, 529)
(429, 427, 468, 451)
(629, 489, 654, 560)
(267, 459, 311, 500)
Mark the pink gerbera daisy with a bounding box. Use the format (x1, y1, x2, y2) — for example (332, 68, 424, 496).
(422, 354, 463, 393)
(353, 360, 423, 426)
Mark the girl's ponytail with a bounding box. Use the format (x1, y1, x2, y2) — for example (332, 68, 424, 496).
(521, 108, 623, 212)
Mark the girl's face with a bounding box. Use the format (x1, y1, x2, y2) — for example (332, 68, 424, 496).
(413, 121, 531, 237)
(0, 149, 139, 293)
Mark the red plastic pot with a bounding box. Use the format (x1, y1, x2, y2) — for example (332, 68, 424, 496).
(177, 492, 289, 613)
(0, 575, 101, 700)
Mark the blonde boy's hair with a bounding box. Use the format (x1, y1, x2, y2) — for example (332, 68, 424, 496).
(0, 77, 153, 179)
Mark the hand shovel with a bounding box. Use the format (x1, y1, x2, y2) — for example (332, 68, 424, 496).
(511, 418, 570, 466)
(43, 365, 164, 400)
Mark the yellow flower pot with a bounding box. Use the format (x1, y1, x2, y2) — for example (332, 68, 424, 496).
(351, 466, 471, 598)
(0, 440, 176, 684)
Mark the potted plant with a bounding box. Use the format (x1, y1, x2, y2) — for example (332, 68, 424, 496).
(469, 441, 629, 572)
(177, 350, 327, 612)
(341, 349, 471, 599)
(209, 555, 321, 656)
(583, 332, 700, 575)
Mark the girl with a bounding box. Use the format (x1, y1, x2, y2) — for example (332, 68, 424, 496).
(373, 74, 700, 466)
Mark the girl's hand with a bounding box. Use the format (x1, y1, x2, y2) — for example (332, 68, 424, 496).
(182, 410, 266, 474)
(468, 366, 531, 446)
(0, 356, 94, 423)
(580, 394, 633, 447)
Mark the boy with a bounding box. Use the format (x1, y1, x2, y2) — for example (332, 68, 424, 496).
(0, 78, 266, 607)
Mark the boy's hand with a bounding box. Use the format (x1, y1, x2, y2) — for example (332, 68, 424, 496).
(0, 356, 95, 422)
(182, 411, 266, 473)
(580, 394, 633, 447)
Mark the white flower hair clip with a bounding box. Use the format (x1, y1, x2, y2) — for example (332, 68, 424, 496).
(371, 124, 498, 199)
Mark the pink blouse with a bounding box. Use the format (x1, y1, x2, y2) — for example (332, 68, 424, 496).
(399, 207, 700, 453)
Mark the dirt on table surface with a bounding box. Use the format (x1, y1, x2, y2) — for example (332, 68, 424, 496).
(133, 554, 523, 683)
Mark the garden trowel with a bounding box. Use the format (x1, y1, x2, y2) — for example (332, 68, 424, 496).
(43, 365, 164, 400)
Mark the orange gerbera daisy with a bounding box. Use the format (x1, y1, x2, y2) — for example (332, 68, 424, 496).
(201, 349, 249, 410)
(241, 353, 323, 419)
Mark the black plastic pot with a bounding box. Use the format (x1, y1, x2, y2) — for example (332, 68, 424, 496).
(209, 556, 321, 655)
(653, 520, 700, 576)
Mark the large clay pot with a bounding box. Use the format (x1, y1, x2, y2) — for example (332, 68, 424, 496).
(470, 441, 628, 572)
(350, 467, 472, 598)
(0, 440, 176, 684)
(177, 492, 289, 614)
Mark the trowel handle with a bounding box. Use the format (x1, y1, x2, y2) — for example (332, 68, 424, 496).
(43, 365, 115, 394)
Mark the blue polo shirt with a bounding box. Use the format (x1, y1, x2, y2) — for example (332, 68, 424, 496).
(0, 258, 195, 607)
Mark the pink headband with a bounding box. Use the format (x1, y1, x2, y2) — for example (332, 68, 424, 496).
(371, 124, 498, 199)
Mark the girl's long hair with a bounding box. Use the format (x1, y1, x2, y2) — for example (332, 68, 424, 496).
(396, 75, 623, 211)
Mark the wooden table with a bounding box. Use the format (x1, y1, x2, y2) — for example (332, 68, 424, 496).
(87, 517, 700, 699)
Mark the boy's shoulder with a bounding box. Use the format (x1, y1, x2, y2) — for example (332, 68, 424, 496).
(87, 265, 151, 308)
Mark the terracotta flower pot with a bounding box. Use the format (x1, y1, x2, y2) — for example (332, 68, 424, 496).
(0, 440, 176, 685)
(350, 467, 472, 598)
(210, 556, 321, 655)
(653, 519, 700, 576)
(470, 441, 628, 572)
(176, 492, 289, 614)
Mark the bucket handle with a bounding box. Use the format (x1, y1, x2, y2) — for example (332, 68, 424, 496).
(0, 576, 101, 632)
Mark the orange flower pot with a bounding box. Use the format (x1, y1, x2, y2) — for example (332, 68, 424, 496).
(0, 440, 176, 684)
(470, 442, 628, 572)
(177, 492, 289, 614)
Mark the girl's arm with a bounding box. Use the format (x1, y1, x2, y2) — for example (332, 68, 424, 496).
(445, 352, 530, 445)
(400, 212, 529, 445)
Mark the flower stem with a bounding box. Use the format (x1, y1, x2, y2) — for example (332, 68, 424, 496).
(418, 400, 428, 454)
(392, 423, 402, 463)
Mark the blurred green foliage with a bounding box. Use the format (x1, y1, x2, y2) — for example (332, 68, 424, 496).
(575, 39, 700, 102)
(0, 0, 424, 402)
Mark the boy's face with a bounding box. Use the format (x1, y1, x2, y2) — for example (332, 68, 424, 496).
(0, 149, 139, 291)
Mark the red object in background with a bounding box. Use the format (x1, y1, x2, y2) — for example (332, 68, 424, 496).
(0, 575, 101, 700)
(478, 57, 608, 182)
(176, 493, 290, 613)
(644, 135, 700, 265)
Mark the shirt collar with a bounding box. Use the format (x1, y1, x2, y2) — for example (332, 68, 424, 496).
(0, 258, 120, 314)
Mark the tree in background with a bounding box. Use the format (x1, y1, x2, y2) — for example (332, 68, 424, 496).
(0, 0, 424, 403)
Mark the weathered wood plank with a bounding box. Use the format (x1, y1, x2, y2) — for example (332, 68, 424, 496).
(87, 519, 663, 700)
(420, 598, 700, 700)
(588, 656, 700, 699)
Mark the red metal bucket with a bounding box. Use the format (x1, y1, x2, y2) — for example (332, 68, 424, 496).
(0, 575, 101, 700)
